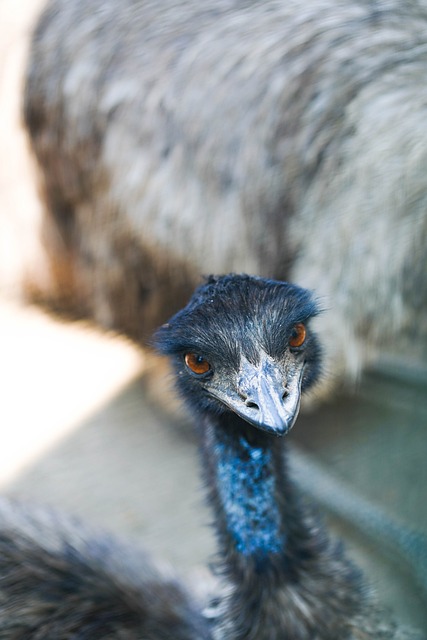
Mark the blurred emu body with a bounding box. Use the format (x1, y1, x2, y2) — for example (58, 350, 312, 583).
(24, 0, 427, 386)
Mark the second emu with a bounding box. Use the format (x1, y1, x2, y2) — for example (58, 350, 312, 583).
(24, 0, 427, 388)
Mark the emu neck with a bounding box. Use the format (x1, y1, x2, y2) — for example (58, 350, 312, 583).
(201, 413, 293, 575)
(200, 413, 364, 640)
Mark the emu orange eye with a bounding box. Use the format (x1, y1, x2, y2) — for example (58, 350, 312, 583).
(289, 323, 306, 348)
(184, 353, 211, 375)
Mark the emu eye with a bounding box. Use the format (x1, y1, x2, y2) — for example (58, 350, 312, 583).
(289, 323, 306, 349)
(184, 353, 211, 375)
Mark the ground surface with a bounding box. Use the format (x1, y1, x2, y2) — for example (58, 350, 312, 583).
(0, 0, 426, 634)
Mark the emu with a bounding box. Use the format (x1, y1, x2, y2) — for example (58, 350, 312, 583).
(23, 0, 427, 387)
(0, 275, 423, 638)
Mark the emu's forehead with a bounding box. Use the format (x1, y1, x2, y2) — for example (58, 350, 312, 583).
(197, 278, 316, 321)
(194, 290, 313, 334)
(188, 303, 297, 365)
(154, 275, 318, 362)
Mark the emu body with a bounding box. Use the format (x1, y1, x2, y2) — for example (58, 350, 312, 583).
(0, 499, 212, 640)
(24, 0, 427, 386)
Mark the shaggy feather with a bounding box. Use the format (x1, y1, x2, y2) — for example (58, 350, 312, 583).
(23, 0, 427, 389)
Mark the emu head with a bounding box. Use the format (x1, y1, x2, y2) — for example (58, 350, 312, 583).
(155, 274, 321, 435)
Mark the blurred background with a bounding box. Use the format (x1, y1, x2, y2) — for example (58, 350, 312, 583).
(0, 0, 426, 632)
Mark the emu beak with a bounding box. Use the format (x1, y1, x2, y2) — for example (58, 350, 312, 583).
(212, 353, 304, 436)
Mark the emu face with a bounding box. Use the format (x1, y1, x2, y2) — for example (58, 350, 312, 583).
(155, 274, 321, 435)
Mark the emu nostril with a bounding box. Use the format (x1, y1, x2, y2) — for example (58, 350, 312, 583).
(244, 399, 259, 410)
(282, 388, 289, 400)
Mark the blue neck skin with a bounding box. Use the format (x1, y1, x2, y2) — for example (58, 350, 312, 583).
(205, 415, 286, 564)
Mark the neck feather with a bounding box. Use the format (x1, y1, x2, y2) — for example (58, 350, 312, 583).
(199, 412, 365, 640)
(200, 413, 297, 574)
